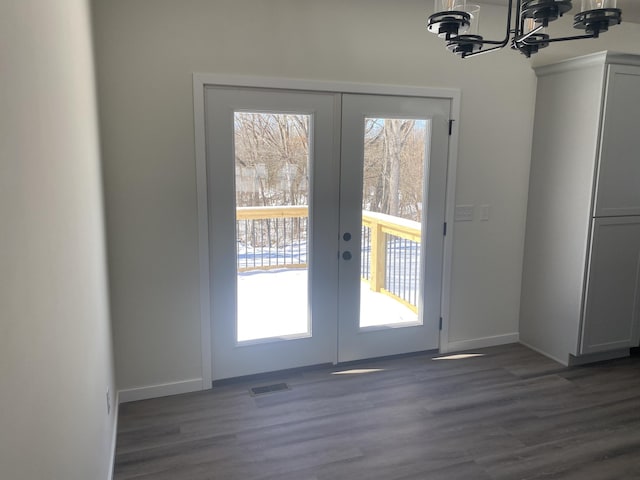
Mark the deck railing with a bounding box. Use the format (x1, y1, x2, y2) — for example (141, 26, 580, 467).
(236, 206, 308, 272)
(361, 211, 421, 313)
(236, 206, 421, 312)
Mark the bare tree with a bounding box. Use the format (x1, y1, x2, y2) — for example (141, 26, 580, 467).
(234, 113, 310, 207)
(234, 113, 426, 221)
(363, 118, 425, 220)
(233, 112, 311, 248)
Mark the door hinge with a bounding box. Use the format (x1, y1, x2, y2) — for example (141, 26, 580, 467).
(448, 119, 454, 135)
(439, 317, 443, 330)
(443, 222, 447, 236)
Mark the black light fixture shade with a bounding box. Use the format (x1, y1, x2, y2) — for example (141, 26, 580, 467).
(516, 33, 550, 57)
(427, 11, 473, 39)
(521, 0, 573, 26)
(447, 35, 484, 57)
(574, 6, 622, 35)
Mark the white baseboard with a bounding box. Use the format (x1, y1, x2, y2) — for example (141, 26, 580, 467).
(518, 339, 569, 366)
(569, 348, 630, 366)
(118, 378, 204, 404)
(108, 391, 119, 480)
(441, 333, 519, 353)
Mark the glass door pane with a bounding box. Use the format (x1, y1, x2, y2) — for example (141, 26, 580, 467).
(234, 112, 311, 342)
(360, 118, 427, 328)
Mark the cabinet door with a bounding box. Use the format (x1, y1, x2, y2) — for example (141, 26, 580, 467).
(594, 65, 640, 217)
(580, 217, 640, 354)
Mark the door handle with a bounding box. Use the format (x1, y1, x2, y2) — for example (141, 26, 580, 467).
(342, 251, 352, 261)
(343, 232, 352, 241)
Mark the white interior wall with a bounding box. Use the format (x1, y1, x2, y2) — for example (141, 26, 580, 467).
(0, 1, 117, 479)
(92, 0, 640, 396)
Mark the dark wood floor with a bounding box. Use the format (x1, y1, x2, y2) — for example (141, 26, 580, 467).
(114, 344, 640, 479)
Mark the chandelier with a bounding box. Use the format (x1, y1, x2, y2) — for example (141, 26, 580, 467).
(427, 0, 622, 58)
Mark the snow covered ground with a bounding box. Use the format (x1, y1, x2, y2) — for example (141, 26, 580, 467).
(237, 268, 418, 342)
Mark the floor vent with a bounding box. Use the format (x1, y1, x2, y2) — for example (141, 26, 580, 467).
(250, 383, 290, 396)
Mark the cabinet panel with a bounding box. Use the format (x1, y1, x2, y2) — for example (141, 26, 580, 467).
(580, 217, 640, 354)
(594, 65, 640, 217)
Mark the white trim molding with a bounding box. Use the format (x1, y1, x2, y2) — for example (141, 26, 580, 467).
(519, 339, 568, 365)
(118, 378, 203, 404)
(438, 92, 461, 355)
(441, 333, 520, 354)
(193, 73, 461, 99)
(193, 75, 213, 391)
(193, 73, 461, 382)
(107, 391, 119, 480)
(569, 348, 630, 366)
(521, 339, 630, 367)
(535, 51, 640, 77)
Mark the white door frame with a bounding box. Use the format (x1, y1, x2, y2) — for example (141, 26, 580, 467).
(193, 73, 461, 389)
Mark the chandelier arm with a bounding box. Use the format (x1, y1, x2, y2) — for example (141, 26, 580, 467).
(516, 23, 544, 43)
(521, 33, 596, 45)
(515, 0, 523, 36)
(469, 38, 510, 46)
(459, 0, 515, 47)
(463, 44, 508, 58)
(497, 0, 515, 45)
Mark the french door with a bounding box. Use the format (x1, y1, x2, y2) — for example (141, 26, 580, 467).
(205, 86, 450, 380)
(338, 94, 450, 362)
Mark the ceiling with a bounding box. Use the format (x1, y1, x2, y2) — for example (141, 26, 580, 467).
(479, 0, 640, 24)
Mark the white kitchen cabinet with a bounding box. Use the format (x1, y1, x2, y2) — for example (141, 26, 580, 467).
(581, 217, 640, 355)
(520, 52, 640, 365)
(594, 64, 640, 217)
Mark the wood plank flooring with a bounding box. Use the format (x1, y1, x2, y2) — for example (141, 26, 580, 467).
(114, 344, 640, 479)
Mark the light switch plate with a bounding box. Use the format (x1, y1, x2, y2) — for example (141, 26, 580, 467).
(479, 204, 490, 221)
(454, 205, 474, 222)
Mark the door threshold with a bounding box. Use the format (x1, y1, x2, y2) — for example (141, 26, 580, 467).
(212, 349, 440, 387)
(212, 362, 334, 387)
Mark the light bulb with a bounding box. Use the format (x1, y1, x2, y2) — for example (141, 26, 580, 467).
(582, 0, 617, 10)
(524, 18, 536, 33)
(435, 0, 466, 12)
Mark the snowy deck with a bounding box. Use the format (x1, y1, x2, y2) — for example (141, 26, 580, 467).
(237, 268, 418, 342)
